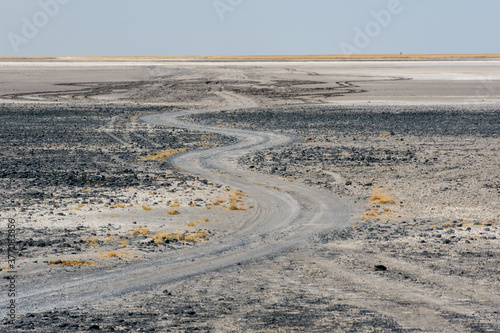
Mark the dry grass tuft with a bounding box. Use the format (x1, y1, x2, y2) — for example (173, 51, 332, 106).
(100, 250, 131, 258)
(227, 190, 246, 211)
(184, 231, 208, 242)
(142, 204, 153, 211)
(166, 209, 180, 215)
(129, 226, 150, 236)
(363, 210, 381, 219)
(169, 199, 181, 207)
(113, 203, 127, 208)
(370, 187, 396, 205)
(152, 230, 209, 244)
(137, 148, 188, 161)
(83, 237, 99, 246)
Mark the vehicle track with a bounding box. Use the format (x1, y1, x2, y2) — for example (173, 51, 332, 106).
(12, 93, 353, 315)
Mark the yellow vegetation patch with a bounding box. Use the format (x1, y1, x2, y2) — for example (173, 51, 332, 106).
(169, 199, 181, 207)
(184, 231, 208, 242)
(227, 190, 246, 211)
(48, 260, 98, 266)
(113, 203, 127, 208)
(363, 210, 381, 219)
(166, 209, 180, 215)
(212, 199, 224, 206)
(142, 205, 153, 211)
(187, 221, 201, 227)
(129, 226, 150, 236)
(152, 230, 209, 244)
(83, 237, 99, 246)
(137, 148, 188, 161)
(362, 208, 395, 221)
(99, 250, 132, 259)
(370, 187, 396, 205)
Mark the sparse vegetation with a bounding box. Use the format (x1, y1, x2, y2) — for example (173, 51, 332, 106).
(370, 187, 396, 205)
(83, 237, 99, 246)
(166, 209, 180, 215)
(129, 226, 150, 236)
(169, 199, 181, 207)
(113, 203, 127, 208)
(99, 250, 132, 259)
(142, 204, 153, 211)
(151, 230, 209, 244)
(137, 148, 188, 161)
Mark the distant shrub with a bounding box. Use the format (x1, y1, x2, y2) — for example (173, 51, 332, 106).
(167, 209, 180, 215)
(142, 205, 153, 211)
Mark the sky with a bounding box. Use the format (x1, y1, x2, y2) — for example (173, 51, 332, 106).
(1, 0, 499, 57)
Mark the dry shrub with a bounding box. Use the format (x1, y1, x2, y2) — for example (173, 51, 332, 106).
(363, 210, 381, 219)
(187, 221, 201, 227)
(100, 250, 131, 258)
(166, 209, 180, 215)
(83, 237, 99, 246)
(184, 231, 208, 242)
(137, 148, 188, 161)
(370, 187, 396, 205)
(142, 205, 153, 211)
(152, 230, 208, 244)
(113, 203, 127, 208)
(130, 226, 150, 236)
(170, 199, 181, 207)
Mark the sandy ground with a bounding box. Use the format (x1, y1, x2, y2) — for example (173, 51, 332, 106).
(0, 59, 499, 332)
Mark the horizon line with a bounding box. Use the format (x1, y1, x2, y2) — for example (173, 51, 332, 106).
(1, 54, 500, 61)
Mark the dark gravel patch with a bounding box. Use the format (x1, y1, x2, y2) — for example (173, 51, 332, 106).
(190, 105, 500, 138)
(0, 103, 235, 206)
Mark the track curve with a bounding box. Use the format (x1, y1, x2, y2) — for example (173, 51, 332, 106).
(14, 102, 353, 315)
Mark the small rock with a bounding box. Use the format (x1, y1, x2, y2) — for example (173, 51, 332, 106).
(374, 265, 387, 271)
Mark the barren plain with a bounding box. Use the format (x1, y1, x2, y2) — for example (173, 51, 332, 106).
(0, 58, 499, 332)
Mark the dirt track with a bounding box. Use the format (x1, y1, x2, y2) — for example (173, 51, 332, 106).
(0, 59, 499, 332)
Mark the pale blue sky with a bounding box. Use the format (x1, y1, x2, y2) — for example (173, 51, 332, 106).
(1, 0, 499, 56)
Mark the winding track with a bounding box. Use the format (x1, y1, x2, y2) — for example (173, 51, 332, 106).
(14, 93, 353, 315)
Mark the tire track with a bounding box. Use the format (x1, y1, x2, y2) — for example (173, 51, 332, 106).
(12, 94, 353, 315)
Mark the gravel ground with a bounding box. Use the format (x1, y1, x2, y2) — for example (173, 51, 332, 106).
(1, 60, 499, 332)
